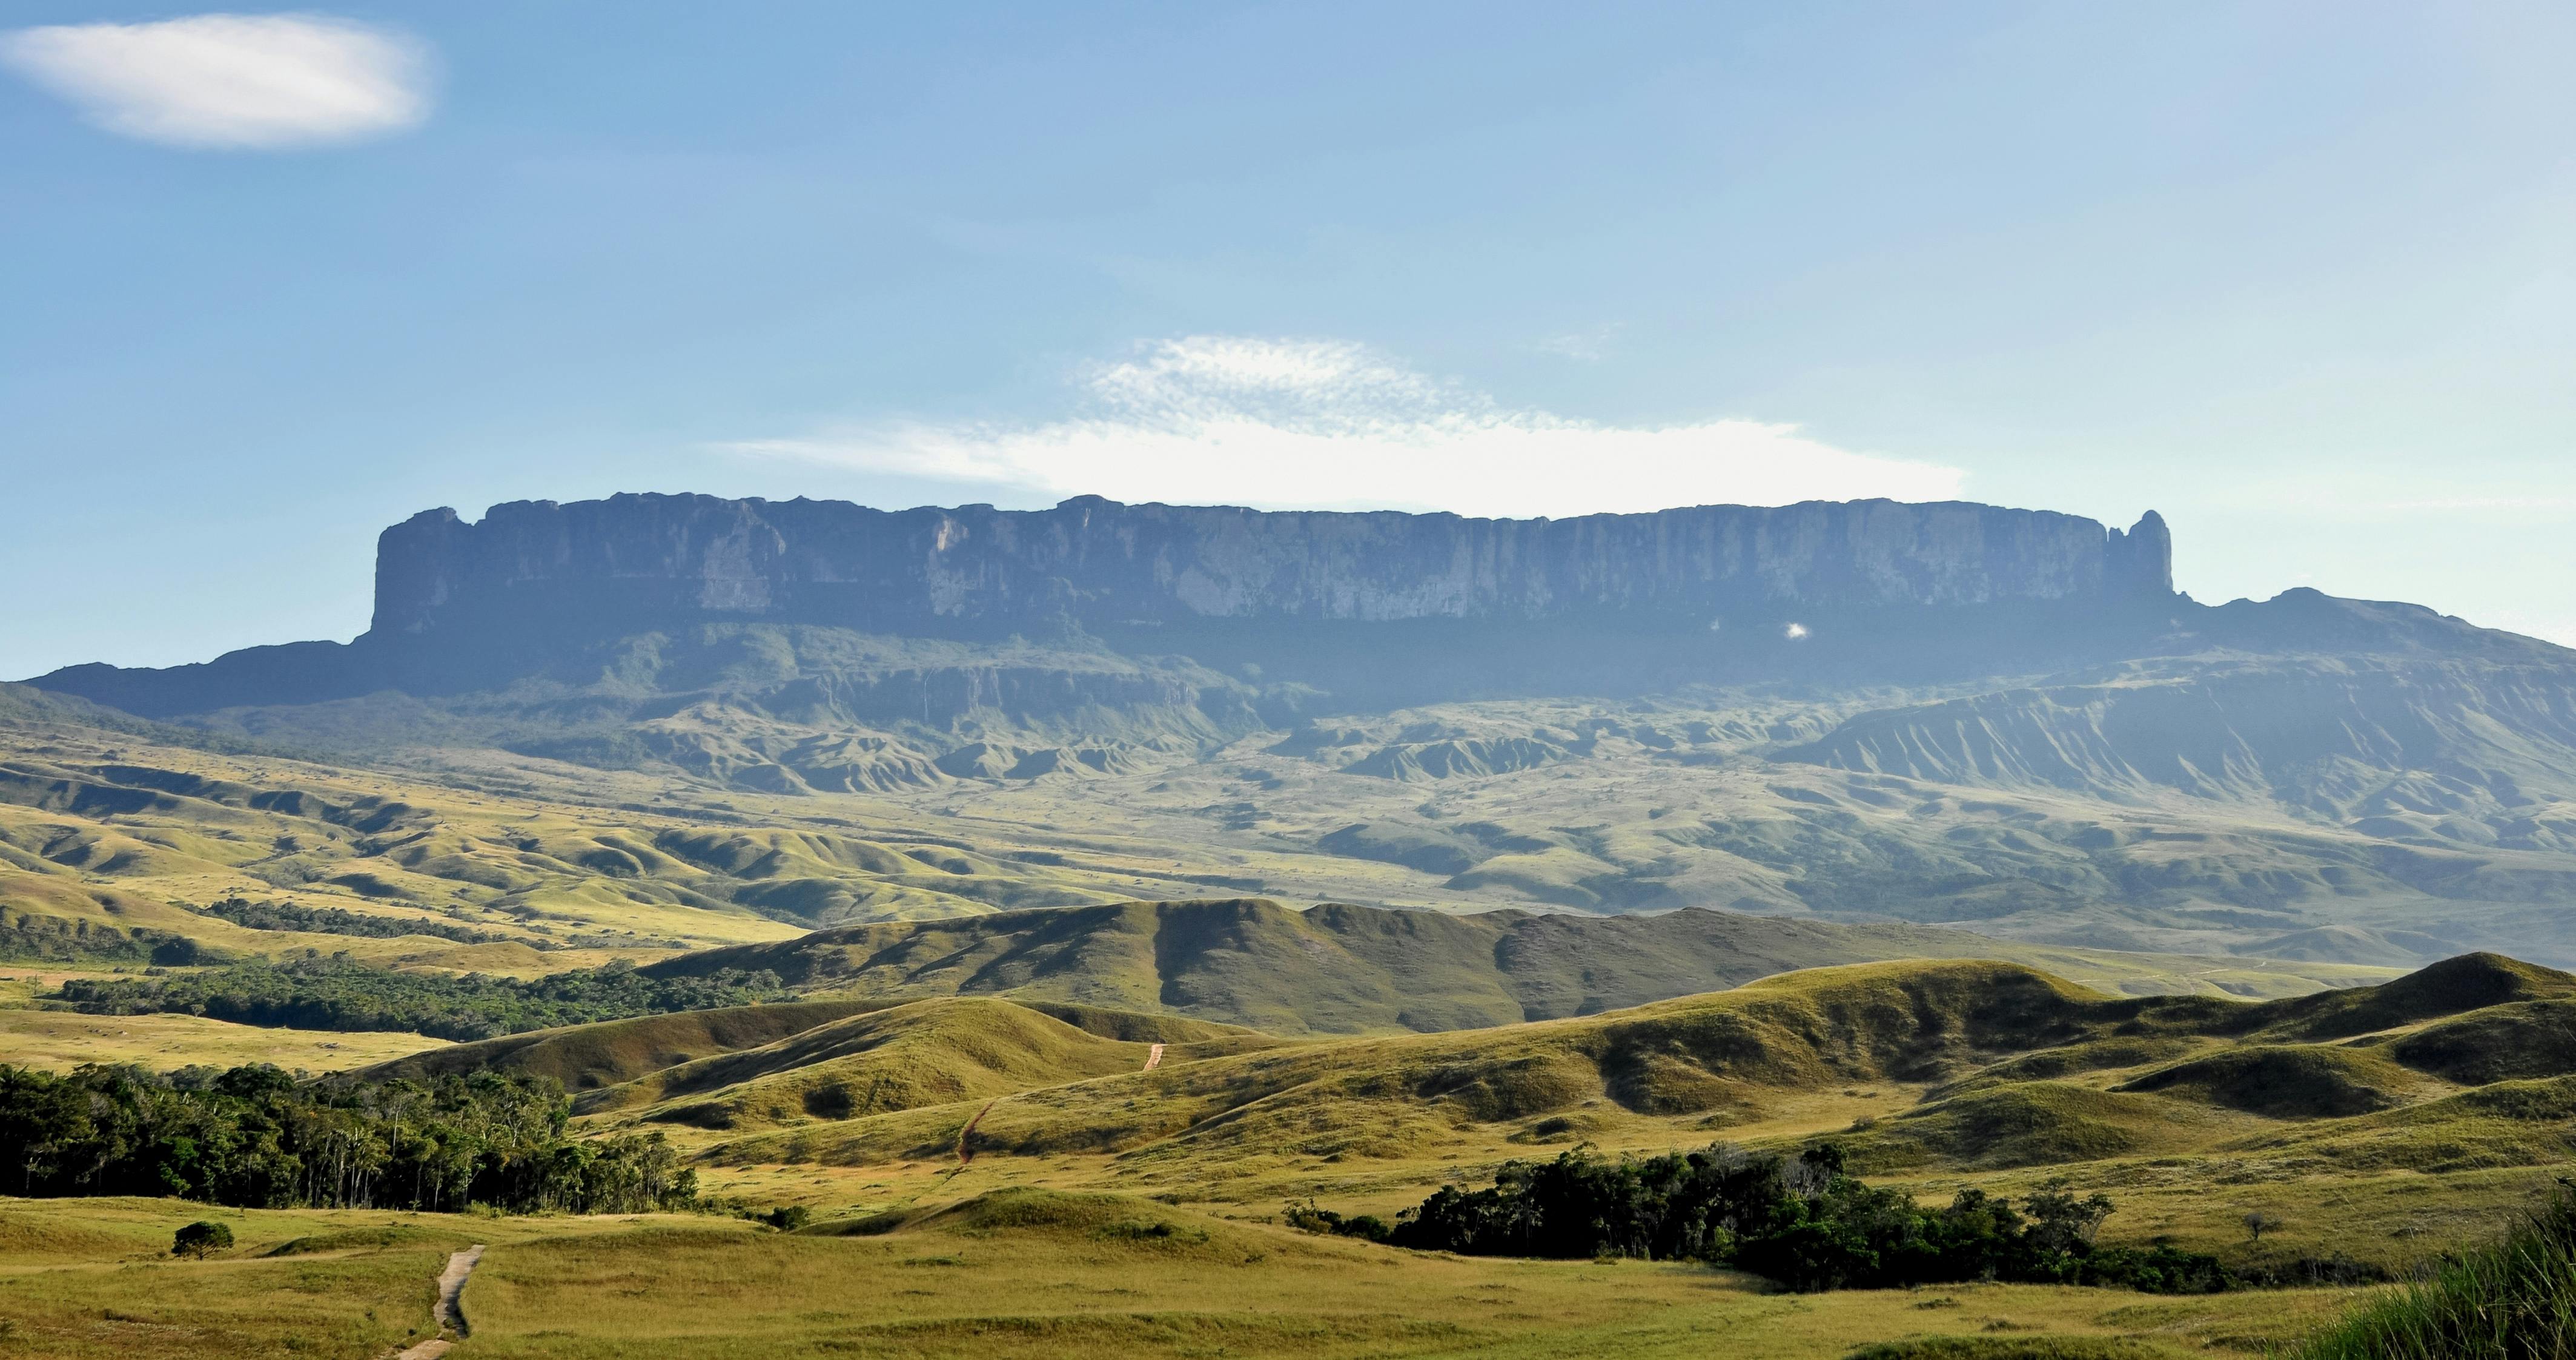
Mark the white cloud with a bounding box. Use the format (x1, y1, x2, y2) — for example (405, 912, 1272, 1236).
(725, 337, 1965, 518)
(1531, 323, 1622, 363)
(1, 13, 429, 149)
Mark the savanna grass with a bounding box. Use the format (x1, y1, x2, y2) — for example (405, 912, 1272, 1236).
(2283, 1186, 2576, 1359)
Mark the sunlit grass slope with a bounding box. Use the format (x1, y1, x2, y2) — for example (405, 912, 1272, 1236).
(0, 1005, 445, 1072)
(581, 997, 1213, 1131)
(356, 997, 893, 1090)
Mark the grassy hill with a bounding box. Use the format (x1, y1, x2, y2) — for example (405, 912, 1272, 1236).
(640, 896, 2396, 1037)
(580, 997, 1222, 1131)
(467, 954, 2567, 1264)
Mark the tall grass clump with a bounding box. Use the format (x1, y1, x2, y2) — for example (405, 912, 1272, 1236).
(2285, 1186, 2576, 1360)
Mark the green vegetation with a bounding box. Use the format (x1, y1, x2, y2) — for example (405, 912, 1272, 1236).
(2, 909, 187, 963)
(1335, 1142, 2227, 1294)
(0, 1061, 696, 1213)
(170, 1219, 232, 1256)
(2284, 1188, 2576, 1360)
(58, 956, 795, 1040)
(193, 891, 506, 944)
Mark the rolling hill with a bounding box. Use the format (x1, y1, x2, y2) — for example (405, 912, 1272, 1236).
(637, 896, 2394, 1034)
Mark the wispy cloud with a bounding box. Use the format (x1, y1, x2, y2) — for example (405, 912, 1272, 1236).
(1, 13, 430, 149)
(723, 336, 1965, 517)
(1531, 323, 1623, 363)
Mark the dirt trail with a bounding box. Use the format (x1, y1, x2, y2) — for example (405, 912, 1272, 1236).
(1142, 1042, 1165, 1072)
(955, 1099, 998, 1164)
(392, 1245, 486, 1359)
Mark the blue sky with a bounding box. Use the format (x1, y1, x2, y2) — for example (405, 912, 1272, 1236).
(4, 1, 2572, 675)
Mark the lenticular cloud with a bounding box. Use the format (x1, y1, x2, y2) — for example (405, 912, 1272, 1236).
(725, 337, 1968, 518)
(0, 13, 431, 149)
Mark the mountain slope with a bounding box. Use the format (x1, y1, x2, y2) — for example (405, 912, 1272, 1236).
(636, 897, 2389, 1034)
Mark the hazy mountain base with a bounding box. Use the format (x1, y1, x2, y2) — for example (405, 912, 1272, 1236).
(40, 599, 2576, 968)
(0, 703, 2402, 1012)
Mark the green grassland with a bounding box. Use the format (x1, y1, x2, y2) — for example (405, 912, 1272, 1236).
(0, 1189, 2372, 1360)
(347, 952, 2576, 1278)
(8, 952, 2573, 1355)
(0, 1003, 444, 1072)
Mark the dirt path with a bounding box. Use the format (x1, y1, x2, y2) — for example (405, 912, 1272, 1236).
(955, 1099, 998, 1164)
(393, 1245, 486, 1359)
(1142, 1042, 1165, 1072)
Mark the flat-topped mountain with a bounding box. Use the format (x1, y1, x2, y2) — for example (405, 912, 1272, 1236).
(28, 492, 2554, 722)
(365, 493, 2176, 634)
(35, 493, 2194, 715)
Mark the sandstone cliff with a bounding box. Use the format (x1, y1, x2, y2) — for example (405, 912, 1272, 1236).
(370, 493, 2175, 642)
(50, 493, 2558, 727)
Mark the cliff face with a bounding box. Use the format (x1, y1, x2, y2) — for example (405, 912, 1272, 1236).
(372, 493, 2174, 641)
(27, 495, 2218, 719)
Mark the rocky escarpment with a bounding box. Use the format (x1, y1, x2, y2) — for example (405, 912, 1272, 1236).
(31, 495, 2196, 718)
(369, 493, 2174, 640)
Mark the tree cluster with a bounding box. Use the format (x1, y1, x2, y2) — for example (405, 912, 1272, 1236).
(192, 894, 507, 946)
(2, 911, 163, 964)
(1305, 1143, 2229, 1294)
(0, 1061, 697, 1215)
(58, 957, 793, 1041)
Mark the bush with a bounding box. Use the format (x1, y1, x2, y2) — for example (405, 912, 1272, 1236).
(1282, 1199, 1391, 1243)
(759, 1206, 812, 1232)
(171, 1221, 233, 1257)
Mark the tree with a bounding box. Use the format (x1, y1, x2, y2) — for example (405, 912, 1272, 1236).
(171, 1220, 233, 1257)
(2243, 1210, 2284, 1244)
(1346, 1141, 2231, 1296)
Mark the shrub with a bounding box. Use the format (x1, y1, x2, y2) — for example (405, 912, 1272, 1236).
(171, 1221, 233, 1257)
(1282, 1199, 1392, 1243)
